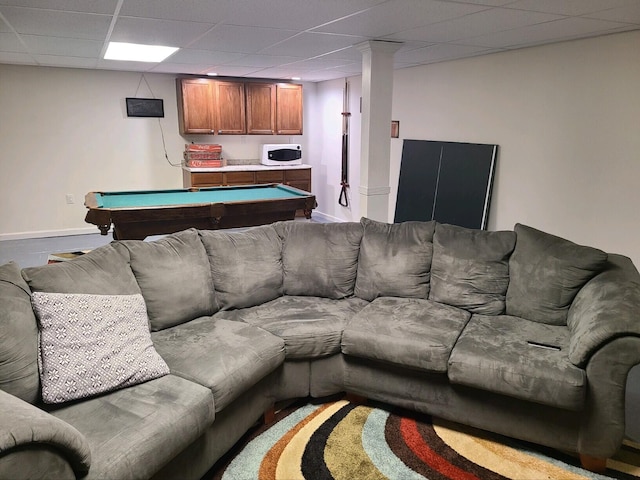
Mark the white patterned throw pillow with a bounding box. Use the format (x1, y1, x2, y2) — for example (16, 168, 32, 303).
(31, 292, 170, 404)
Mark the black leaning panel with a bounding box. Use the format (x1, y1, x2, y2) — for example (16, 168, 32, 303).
(394, 140, 441, 223)
(394, 139, 497, 229)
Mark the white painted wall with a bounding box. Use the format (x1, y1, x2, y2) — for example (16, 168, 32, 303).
(312, 30, 640, 269)
(0, 65, 309, 238)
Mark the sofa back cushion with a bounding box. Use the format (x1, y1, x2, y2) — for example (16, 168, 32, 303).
(115, 229, 218, 331)
(354, 218, 435, 301)
(429, 223, 516, 314)
(275, 221, 363, 299)
(199, 225, 283, 310)
(506, 223, 608, 325)
(22, 244, 140, 295)
(0, 262, 40, 404)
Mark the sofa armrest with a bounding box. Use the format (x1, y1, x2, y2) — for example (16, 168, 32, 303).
(0, 389, 91, 479)
(567, 254, 640, 367)
(578, 336, 640, 457)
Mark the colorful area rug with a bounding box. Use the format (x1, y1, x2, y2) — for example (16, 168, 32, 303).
(210, 399, 640, 480)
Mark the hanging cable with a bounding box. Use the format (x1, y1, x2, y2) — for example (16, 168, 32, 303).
(338, 78, 351, 207)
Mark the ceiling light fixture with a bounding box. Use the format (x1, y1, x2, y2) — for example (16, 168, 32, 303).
(206, 72, 218, 76)
(291, 76, 301, 80)
(104, 42, 179, 62)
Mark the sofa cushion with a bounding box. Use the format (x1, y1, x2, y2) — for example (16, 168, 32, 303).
(216, 296, 369, 359)
(115, 229, 218, 331)
(429, 223, 516, 315)
(32, 292, 170, 404)
(448, 314, 586, 410)
(505, 224, 608, 325)
(151, 318, 285, 411)
(0, 262, 40, 404)
(342, 297, 471, 373)
(199, 225, 283, 310)
(21, 244, 140, 295)
(50, 374, 214, 480)
(275, 221, 363, 299)
(354, 218, 435, 301)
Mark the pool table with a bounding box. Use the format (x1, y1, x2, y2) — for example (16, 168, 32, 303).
(84, 183, 317, 240)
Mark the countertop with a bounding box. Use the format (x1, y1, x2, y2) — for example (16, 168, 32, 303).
(182, 163, 311, 173)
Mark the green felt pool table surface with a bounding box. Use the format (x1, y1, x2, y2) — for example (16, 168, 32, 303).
(94, 184, 307, 209)
(84, 183, 316, 240)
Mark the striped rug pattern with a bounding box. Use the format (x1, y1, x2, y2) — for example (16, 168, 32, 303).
(213, 400, 640, 480)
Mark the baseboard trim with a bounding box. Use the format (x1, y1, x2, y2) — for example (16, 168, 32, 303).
(0, 227, 107, 242)
(312, 211, 346, 223)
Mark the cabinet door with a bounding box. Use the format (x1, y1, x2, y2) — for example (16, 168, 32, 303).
(276, 84, 303, 135)
(284, 169, 311, 192)
(183, 171, 224, 187)
(224, 171, 256, 185)
(214, 81, 246, 134)
(246, 83, 276, 135)
(177, 79, 216, 134)
(256, 170, 284, 184)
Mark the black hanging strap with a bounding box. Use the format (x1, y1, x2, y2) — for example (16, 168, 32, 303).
(339, 79, 351, 207)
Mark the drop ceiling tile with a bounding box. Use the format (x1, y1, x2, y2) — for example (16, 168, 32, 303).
(0, 0, 118, 14)
(119, 0, 224, 24)
(460, 16, 633, 48)
(33, 54, 99, 68)
(506, 0, 638, 16)
(223, 54, 304, 68)
(148, 63, 209, 74)
(387, 7, 563, 43)
(587, 3, 640, 24)
(260, 32, 367, 58)
(199, 0, 387, 30)
(207, 65, 267, 77)
(286, 56, 355, 71)
(21, 35, 102, 57)
(249, 66, 304, 79)
(0, 6, 111, 39)
(167, 49, 244, 65)
(0, 31, 24, 51)
(189, 24, 298, 53)
(111, 17, 215, 47)
(299, 69, 352, 82)
(395, 43, 492, 64)
(0, 51, 34, 63)
(313, 0, 488, 37)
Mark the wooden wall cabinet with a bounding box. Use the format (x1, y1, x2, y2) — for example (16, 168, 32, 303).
(276, 83, 303, 135)
(246, 83, 276, 135)
(177, 78, 302, 136)
(214, 81, 246, 134)
(177, 79, 216, 134)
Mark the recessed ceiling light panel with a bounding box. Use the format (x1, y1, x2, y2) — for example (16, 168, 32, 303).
(104, 42, 179, 62)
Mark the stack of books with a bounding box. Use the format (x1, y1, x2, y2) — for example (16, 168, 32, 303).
(184, 144, 226, 168)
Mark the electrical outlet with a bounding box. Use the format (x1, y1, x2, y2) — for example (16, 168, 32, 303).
(65, 194, 75, 204)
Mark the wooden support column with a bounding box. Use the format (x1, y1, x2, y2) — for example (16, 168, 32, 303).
(356, 40, 402, 222)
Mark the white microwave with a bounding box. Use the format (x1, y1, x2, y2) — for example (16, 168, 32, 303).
(260, 144, 302, 166)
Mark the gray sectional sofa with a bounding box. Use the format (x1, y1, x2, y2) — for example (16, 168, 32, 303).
(1, 218, 640, 479)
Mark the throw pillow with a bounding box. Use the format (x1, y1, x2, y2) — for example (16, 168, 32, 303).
(114, 229, 218, 331)
(199, 225, 283, 310)
(22, 244, 140, 295)
(31, 292, 169, 404)
(354, 218, 436, 301)
(0, 262, 40, 404)
(429, 223, 516, 314)
(275, 221, 363, 299)
(505, 223, 608, 325)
